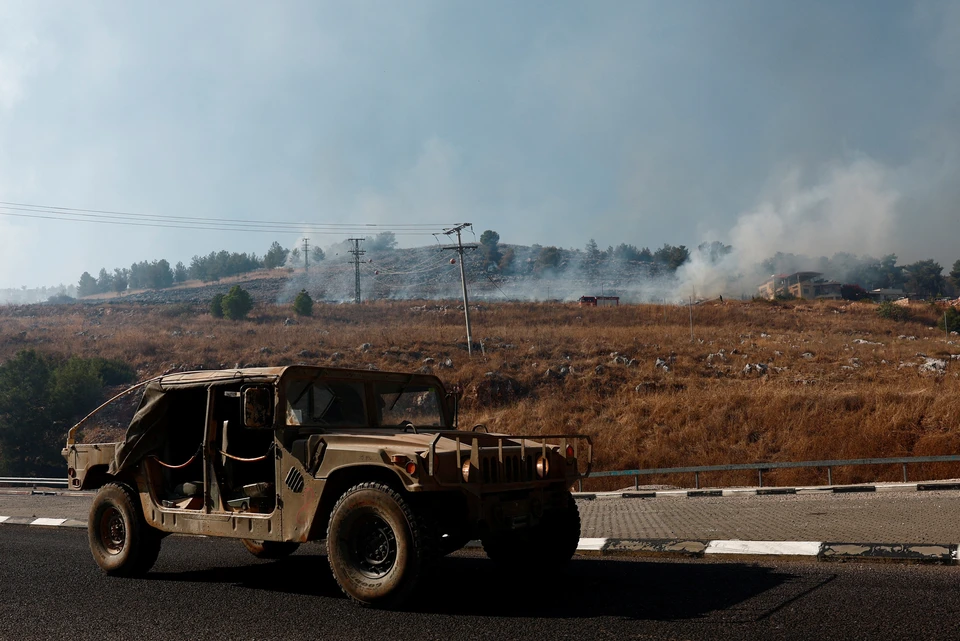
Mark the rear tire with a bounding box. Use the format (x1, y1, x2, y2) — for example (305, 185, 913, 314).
(241, 539, 300, 559)
(88, 482, 162, 577)
(326, 482, 431, 608)
(482, 491, 580, 566)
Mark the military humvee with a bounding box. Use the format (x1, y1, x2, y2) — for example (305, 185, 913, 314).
(63, 366, 591, 607)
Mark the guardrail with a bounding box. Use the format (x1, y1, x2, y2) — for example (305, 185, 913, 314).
(583, 454, 960, 491)
(0, 477, 69, 488)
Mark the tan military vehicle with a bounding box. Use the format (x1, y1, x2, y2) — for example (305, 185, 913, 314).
(63, 366, 591, 607)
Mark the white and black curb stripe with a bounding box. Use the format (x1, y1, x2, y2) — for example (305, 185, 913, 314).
(575, 538, 959, 564)
(574, 481, 960, 500)
(5, 516, 954, 564)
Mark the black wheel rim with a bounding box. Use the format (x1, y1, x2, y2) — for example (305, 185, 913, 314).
(99, 506, 126, 555)
(347, 514, 397, 579)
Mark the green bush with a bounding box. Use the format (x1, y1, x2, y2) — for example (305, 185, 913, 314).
(877, 300, 911, 322)
(221, 285, 253, 320)
(0, 350, 116, 476)
(293, 289, 314, 317)
(938, 307, 960, 333)
(210, 293, 225, 318)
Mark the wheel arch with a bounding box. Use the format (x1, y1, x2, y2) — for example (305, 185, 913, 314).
(308, 465, 407, 541)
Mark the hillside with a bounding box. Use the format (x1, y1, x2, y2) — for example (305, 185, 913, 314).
(3, 292, 959, 489)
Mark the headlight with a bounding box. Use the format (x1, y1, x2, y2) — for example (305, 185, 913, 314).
(536, 455, 550, 478)
(461, 459, 472, 482)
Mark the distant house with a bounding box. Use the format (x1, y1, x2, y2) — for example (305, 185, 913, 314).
(579, 296, 620, 307)
(867, 288, 906, 302)
(758, 272, 843, 300)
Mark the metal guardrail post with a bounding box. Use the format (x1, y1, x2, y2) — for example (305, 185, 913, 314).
(634, 475, 639, 490)
(694, 472, 699, 489)
(902, 464, 908, 483)
(827, 467, 833, 485)
(758, 469, 763, 488)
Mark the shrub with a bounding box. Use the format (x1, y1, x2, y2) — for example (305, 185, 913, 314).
(938, 307, 960, 333)
(293, 289, 314, 317)
(876, 300, 911, 322)
(210, 293, 225, 318)
(221, 285, 253, 320)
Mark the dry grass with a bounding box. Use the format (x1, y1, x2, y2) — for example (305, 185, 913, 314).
(2, 298, 959, 489)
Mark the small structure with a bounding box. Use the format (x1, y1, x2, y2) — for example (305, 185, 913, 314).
(758, 272, 842, 300)
(867, 288, 906, 302)
(579, 296, 620, 307)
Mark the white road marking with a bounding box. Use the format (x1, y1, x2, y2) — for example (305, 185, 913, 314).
(577, 538, 608, 551)
(30, 518, 67, 527)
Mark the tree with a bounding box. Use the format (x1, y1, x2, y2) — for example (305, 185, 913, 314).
(697, 241, 733, 264)
(174, 261, 189, 284)
(77, 272, 98, 297)
(311, 246, 325, 263)
(534, 246, 562, 275)
(264, 241, 289, 269)
(96, 268, 113, 294)
(950, 260, 960, 293)
(903, 260, 945, 298)
(209, 293, 225, 318)
(112, 268, 128, 294)
(480, 230, 502, 267)
(293, 289, 314, 317)
(289, 247, 301, 266)
(221, 285, 253, 320)
(653, 244, 690, 271)
(367, 232, 398, 252)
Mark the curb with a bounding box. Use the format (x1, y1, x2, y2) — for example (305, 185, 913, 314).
(4, 517, 955, 565)
(576, 538, 959, 564)
(573, 481, 960, 500)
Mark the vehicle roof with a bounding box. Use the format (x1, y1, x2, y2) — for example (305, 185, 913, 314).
(154, 365, 446, 390)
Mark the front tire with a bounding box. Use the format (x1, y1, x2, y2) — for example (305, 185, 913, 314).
(241, 539, 300, 559)
(326, 482, 431, 608)
(88, 482, 162, 577)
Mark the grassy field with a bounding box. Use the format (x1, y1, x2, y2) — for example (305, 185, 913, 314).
(2, 298, 958, 489)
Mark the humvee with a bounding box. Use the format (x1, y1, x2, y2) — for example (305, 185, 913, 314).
(63, 366, 591, 607)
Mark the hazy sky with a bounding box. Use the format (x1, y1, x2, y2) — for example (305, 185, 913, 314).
(0, 0, 958, 289)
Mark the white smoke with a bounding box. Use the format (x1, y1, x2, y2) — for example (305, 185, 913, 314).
(676, 157, 900, 298)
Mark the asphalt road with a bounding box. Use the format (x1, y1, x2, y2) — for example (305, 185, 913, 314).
(3, 527, 960, 641)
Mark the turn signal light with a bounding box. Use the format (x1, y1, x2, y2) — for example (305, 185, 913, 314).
(565, 445, 575, 458)
(405, 461, 417, 475)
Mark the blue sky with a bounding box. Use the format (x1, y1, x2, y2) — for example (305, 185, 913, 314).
(0, 1, 958, 289)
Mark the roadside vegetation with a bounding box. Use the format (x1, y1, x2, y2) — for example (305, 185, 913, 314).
(0, 298, 958, 488)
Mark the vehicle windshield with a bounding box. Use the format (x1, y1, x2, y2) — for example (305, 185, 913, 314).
(375, 382, 446, 428)
(285, 379, 367, 427)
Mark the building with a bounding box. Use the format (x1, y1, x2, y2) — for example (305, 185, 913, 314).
(867, 288, 906, 302)
(758, 272, 843, 300)
(579, 296, 620, 307)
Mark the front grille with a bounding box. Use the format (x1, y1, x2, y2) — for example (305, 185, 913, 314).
(480, 454, 535, 483)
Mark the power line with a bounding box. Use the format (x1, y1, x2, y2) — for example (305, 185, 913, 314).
(0, 200, 454, 235)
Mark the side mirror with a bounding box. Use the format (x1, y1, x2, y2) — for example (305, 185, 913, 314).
(243, 386, 274, 428)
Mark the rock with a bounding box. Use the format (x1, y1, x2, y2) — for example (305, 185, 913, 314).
(852, 338, 883, 346)
(898, 335, 917, 341)
(359, 343, 372, 352)
(418, 366, 432, 374)
(441, 358, 454, 369)
(283, 318, 298, 326)
(742, 363, 769, 376)
(849, 358, 862, 368)
(297, 349, 318, 358)
(801, 352, 814, 359)
(543, 368, 564, 381)
(919, 358, 947, 375)
(471, 373, 528, 407)
(330, 352, 343, 362)
(594, 365, 604, 375)
(422, 357, 436, 365)
(259, 347, 271, 354)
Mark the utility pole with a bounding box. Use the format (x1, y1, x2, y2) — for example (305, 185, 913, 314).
(347, 238, 365, 304)
(302, 238, 310, 272)
(441, 223, 479, 355)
